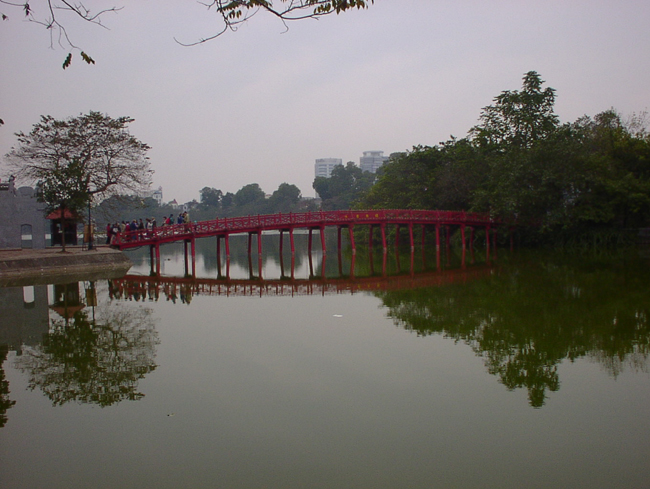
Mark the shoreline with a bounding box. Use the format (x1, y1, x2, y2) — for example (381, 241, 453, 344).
(0, 245, 133, 287)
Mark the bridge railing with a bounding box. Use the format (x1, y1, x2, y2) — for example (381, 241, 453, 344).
(113, 209, 502, 248)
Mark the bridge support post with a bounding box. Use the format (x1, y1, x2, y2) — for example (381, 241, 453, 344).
(395, 224, 400, 249)
(461, 225, 466, 252)
(409, 223, 414, 252)
(257, 230, 262, 258)
(191, 238, 196, 277)
(320, 226, 326, 255)
(369, 225, 374, 250)
(435, 224, 441, 270)
(290, 228, 295, 255)
(460, 225, 466, 269)
(381, 224, 387, 252)
(308, 228, 313, 255)
(225, 233, 230, 260)
(184, 240, 189, 277)
(247, 233, 252, 256)
(337, 226, 342, 254)
(279, 230, 284, 256)
(349, 225, 356, 255)
(155, 243, 161, 275)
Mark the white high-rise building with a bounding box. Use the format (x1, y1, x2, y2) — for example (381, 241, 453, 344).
(360, 151, 388, 173)
(314, 158, 343, 179)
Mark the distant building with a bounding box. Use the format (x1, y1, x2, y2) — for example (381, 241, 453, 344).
(360, 151, 389, 173)
(0, 178, 48, 249)
(315, 158, 343, 179)
(151, 187, 163, 205)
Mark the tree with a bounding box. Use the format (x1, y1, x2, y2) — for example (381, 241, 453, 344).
(361, 142, 485, 211)
(267, 182, 301, 213)
(234, 183, 266, 208)
(180, 0, 374, 45)
(313, 162, 374, 210)
(5, 111, 152, 249)
(200, 186, 223, 209)
(0, 0, 118, 68)
(470, 71, 559, 151)
(1, 0, 373, 66)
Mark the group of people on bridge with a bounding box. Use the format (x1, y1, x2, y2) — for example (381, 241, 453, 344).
(106, 211, 191, 245)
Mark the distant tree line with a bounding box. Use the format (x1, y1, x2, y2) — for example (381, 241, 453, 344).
(92, 181, 318, 229)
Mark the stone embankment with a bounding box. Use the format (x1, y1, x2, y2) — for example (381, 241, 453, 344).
(0, 246, 132, 286)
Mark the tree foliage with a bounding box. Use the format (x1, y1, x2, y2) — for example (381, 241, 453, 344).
(360, 71, 650, 243)
(0, 0, 118, 66)
(1, 0, 372, 64)
(313, 161, 375, 210)
(179, 0, 374, 45)
(5, 111, 152, 218)
(200, 186, 223, 209)
(470, 71, 559, 150)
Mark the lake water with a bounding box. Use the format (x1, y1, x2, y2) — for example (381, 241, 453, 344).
(1, 234, 649, 488)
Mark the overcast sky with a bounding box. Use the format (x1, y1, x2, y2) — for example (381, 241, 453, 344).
(1, 1, 649, 204)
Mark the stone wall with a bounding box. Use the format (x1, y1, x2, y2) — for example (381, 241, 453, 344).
(0, 181, 48, 249)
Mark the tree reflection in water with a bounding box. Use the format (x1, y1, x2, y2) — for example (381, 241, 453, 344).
(15, 296, 158, 407)
(0, 345, 16, 427)
(375, 251, 650, 407)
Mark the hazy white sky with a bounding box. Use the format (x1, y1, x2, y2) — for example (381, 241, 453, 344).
(1, 1, 649, 203)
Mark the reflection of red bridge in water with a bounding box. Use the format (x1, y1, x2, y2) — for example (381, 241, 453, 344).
(114, 209, 509, 275)
(111, 265, 495, 301)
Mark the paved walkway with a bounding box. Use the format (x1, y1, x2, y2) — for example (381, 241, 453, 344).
(0, 245, 132, 286)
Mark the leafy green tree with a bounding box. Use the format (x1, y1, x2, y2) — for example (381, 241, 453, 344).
(234, 183, 266, 208)
(361, 141, 484, 211)
(267, 183, 301, 213)
(200, 187, 223, 209)
(470, 71, 559, 151)
(313, 162, 374, 210)
(221, 192, 235, 210)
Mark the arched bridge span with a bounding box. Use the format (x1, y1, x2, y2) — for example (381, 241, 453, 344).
(114, 209, 505, 257)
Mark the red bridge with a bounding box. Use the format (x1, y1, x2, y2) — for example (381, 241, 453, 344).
(114, 209, 505, 260)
